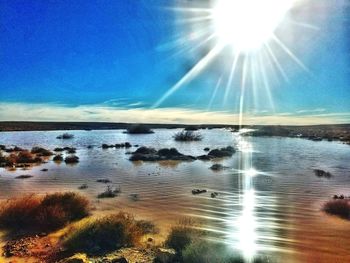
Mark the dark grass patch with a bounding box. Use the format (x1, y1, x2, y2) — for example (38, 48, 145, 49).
(97, 186, 120, 199)
(31, 147, 53, 157)
(323, 199, 350, 220)
(64, 155, 79, 164)
(56, 133, 74, 139)
(53, 154, 64, 162)
(78, 184, 88, 190)
(314, 169, 332, 178)
(15, 175, 33, 179)
(96, 179, 111, 184)
(54, 147, 64, 152)
(125, 125, 154, 134)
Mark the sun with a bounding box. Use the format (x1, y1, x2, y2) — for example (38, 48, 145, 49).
(212, 0, 295, 52)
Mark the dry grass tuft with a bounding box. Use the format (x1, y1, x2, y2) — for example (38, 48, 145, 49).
(0, 192, 90, 233)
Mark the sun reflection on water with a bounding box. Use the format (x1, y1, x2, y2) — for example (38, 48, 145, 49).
(235, 133, 259, 261)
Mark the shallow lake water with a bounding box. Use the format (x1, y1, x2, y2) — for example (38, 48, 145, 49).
(0, 129, 350, 262)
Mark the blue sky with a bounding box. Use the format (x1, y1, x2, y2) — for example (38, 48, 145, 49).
(0, 0, 349, 124)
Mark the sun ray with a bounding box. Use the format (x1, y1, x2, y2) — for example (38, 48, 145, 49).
(168, 7, 212, 14)
(264, 43, 289, 83)
(238, 55, 249, 127)
(250, 55, 259, 110)
(290, 21, 320, 31)
(272, 34, 311, 73)
(258, 51, 275, 111)
(223, 52, 241, 105)
(168, 32, 217, 60)
(153, 43, 224, 108)
(207, 76, 223, 110)
(174, 15, 213, 24)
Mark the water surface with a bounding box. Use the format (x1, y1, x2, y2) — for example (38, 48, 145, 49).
(0, 129, 349, 262)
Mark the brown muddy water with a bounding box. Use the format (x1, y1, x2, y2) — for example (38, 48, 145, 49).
(0, 128, 349, 262)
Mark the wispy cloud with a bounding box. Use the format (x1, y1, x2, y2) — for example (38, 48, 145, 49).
(296, 108, 326, 114)
(0, 102, 349, 125)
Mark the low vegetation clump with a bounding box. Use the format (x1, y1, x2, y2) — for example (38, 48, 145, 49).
(314, 169, 332, 178)
(57, 133, 74, 139)
(208, 146, 235, 158)
(0, 192, 90, 233)
(3, 151, 41, 166)
(210, 163, 227, 171)
(63, 212, 155, 255)
(67, 148, 76, 154)
(165, 218, 203, 254)
(102, 142, 132, 149)
(15, 174, 33, 179)
(53, 154, 64, 162)
(97, 185, 120, 198)
(96, 179, 112, 183)
(174, 131, 203, 141)
(31, 147, 53, 156)
(78, 184, 88, 190)
(182, 240, 239, 263)
(323, 199, 350, 220)
(64, 155, 79, 164)
(165, 219, 272, 263)
(125, 124, 154, 134)
(129, 147, 196, 162)
(54, 147, 64, 152)
(182, 241, 272, 263)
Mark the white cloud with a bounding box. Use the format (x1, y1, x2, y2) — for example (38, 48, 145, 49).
(296, 108, 326, 114)
(0, 102, 349, 125)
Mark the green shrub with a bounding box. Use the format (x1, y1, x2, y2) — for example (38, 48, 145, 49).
(165, 218, 204, 253)
(182, 240, 272, 263)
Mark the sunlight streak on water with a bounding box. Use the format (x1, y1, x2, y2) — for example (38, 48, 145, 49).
(234, 134, 259, 261)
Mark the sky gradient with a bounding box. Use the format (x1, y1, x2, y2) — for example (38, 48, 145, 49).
(0, 0, 349, 124)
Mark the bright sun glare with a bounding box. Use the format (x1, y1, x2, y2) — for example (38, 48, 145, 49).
(213, 0, 295, 51)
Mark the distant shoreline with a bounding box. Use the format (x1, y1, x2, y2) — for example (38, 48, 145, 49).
(0, 121, 238, 132)
(0, 121, 349, 132)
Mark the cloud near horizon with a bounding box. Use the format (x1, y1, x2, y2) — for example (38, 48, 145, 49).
(0, 103, 349, 125)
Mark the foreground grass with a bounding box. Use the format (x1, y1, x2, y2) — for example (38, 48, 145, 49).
(63, 212, 156, 255)
(165, 218, 273, 263)
(0, 192, 90, 234)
